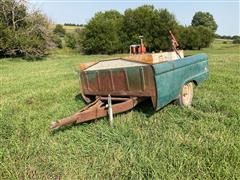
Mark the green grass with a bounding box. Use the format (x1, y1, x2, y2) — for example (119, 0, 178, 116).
(63, 25, 82, 33)
(50, 24, 82, 33)
(1, 41, 240, 179)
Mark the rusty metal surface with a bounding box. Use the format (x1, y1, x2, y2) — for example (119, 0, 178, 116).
(80, 62, 157, 108)
(51, 97, 142, 130)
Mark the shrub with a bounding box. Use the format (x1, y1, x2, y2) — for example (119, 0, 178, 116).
(0, 0, 54, 58)
(53, 35, 63, 48)
(178, 25, 213, 50)
(232, 37, 240, 44)
(122, 6, 179, 52)
(192, 11, 218, 32)
(65, 33, 77, 49)
(53, 24, 66, 37)
(82, 10, 124, 54)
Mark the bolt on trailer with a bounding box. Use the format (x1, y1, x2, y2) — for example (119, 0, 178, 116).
(51, 31, 208, 130)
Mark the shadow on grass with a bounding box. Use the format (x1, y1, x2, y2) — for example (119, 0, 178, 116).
(133, 99, 156, 118)
(74, 93, 86, 102)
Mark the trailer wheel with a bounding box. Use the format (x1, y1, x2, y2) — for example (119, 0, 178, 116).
(176, 82, 193, 107)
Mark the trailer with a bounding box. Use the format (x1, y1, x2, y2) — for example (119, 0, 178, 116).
(51, 33, 208, 130)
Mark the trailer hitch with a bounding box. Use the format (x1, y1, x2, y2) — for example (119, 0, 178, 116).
(50, 96, 143, 131)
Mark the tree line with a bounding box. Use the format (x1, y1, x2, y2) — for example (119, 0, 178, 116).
(73, 6, 217, 54)
(2, 1, 236, 59)
(55, 6, 219, 54)
(215, 34, 240, 40)
(64, 23, 84, 27)
(215, 34, 240, 44)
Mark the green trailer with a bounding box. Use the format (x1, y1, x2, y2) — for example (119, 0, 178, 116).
(51, 53, 208, 130)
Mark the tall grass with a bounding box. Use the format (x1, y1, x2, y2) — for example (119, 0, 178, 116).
(0, 42, 239, 179)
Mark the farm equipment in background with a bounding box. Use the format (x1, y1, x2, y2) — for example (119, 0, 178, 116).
(51, 31, 208, 130)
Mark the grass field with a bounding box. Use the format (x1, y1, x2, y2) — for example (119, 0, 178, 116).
(63, 25, 82, 33)
(50, 24, 82, 33)
(0, 41, 240, 179)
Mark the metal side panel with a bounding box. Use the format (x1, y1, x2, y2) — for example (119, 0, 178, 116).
(152, 53, 208, 110)
(80, 63, 157, 108)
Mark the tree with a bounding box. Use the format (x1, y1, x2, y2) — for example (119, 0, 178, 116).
(191, 11, 218, 32)
(178, 26, 200, 50)
(75, 28, 85, 52)
(0, 0, 54, 58)
(65, 32, 77, 49)
(79, 5, 216, 54)
(233, 36, 240, 44)
(122, 5, 179, 52)
(53, 24, 65, 37)
(52, 34, 62, 48)
(178, 25, 214, 50)
(195, 25, 214, 49)
(82, 10, 123, 54)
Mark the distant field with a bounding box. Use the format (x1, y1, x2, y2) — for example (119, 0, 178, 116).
(50, 24, 82, 33)
(63, 25, 82, 33)
(0, 41, 240, 179)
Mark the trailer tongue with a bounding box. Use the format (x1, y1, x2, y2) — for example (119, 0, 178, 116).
(51, 96, 142, 130)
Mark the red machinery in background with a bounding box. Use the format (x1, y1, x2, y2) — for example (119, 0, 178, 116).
(129, 35, 146, 54)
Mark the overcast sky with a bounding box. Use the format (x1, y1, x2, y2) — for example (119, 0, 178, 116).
(30, 0, 239, 36)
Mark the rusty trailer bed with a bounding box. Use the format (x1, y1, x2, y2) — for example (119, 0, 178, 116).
(80, 58, 157, 108)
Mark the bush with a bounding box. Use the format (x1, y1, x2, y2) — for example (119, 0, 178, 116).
(80, 5, 215, 54)
(178, 25, 213, 50)
(53, 35, 63, 48)
(81, 6, 179, 54)
(122, 6, 178, 52)
(74, 28, 85, 52)
(0, 0, 54, 58)
(192, 11, 218, 32)
(233, 38, 240, 44)
(82, 10, 124, 54)
(232, 36, 240, 44)
(65, 33, 77, 49)
(195, 26, 214, 49)
(53, 24, 66, 37)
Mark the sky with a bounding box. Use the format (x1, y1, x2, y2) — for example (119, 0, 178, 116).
(29, 0, 240, 36)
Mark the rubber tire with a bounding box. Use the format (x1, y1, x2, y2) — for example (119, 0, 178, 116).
(176, 82, 193, 107)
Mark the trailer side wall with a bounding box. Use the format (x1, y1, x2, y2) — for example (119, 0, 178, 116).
(152, 53, 208, 110)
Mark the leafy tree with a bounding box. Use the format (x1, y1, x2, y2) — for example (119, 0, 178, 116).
(233, 36, 240, 44)
(65, 32, 77, 49)
(192, 11, 218, 32)
(178, 25, 214, 50)
(178, 26, 200, 50)
(195, 25, 214, 49)
(232, 35, 240, 40)
(122, 5, 178, 52)
(0, 0, 54, 58)
(75, 28, 85, 52)
(80, 5, 216, 54)
(53, 24, 66, 37)
(82, 10, 123, 54)
(53, 34, 62, 48)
